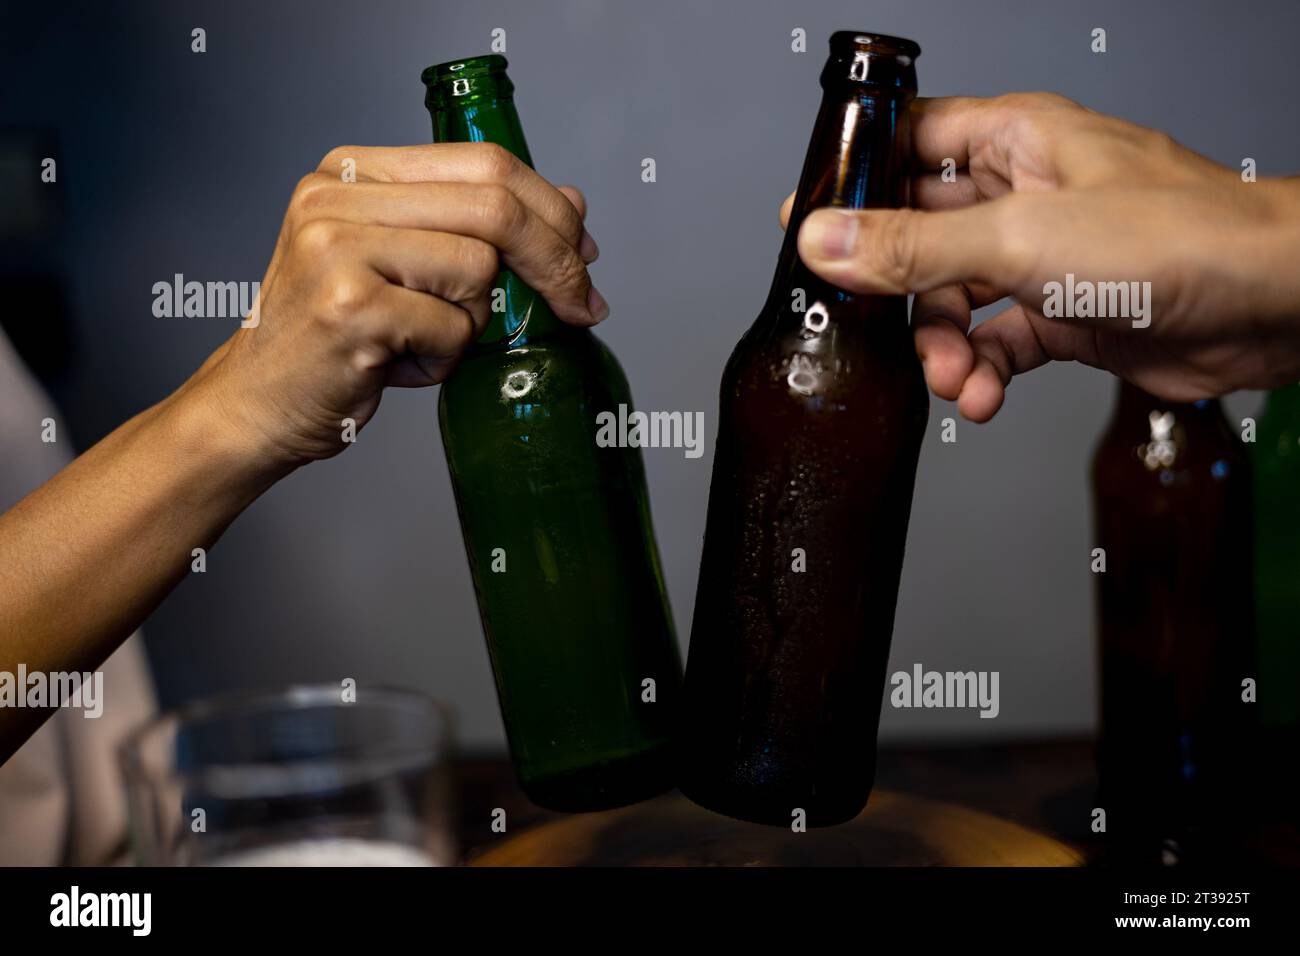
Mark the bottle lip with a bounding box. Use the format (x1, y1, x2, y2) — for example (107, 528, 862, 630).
(420, 54, 508, 87)
(829, 30, 921, 61)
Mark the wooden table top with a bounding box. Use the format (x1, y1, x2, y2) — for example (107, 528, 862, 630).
(451, 738, 1300, 866)
(469, 789, 1082, 866)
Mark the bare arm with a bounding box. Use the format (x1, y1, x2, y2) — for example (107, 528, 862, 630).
(0, 375, 278, 760)
(0, 142, 600, 762)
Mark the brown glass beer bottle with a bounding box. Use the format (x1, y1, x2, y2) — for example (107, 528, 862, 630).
(1092, 380, 1256, 862)
(678, 32, 929, 827)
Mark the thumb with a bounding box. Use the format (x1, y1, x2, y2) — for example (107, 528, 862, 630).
(797, 203, 1013, 295)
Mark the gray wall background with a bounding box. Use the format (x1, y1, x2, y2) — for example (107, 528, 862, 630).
(3, 0, 1296, 748)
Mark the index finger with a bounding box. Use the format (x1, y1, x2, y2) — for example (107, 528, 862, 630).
(910, 92, 1088, 175)
(909, 96, 993, 171)
(317, 143, 586, 250)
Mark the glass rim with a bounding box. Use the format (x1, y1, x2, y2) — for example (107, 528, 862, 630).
(421, 54, 508, 87)
(118, 683, 454, 787)
(831, 30, 921, 59)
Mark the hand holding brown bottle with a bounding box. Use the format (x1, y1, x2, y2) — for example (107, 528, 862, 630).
(783, 93, 1300, 421)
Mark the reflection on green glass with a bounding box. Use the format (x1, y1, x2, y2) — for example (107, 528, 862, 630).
(422, 55, 681, 811)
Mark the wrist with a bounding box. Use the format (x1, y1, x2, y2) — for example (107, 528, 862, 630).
(1231, 178, 1300, 331)
(1263, 175, 1300, 216)
(159, 377, 298, 506)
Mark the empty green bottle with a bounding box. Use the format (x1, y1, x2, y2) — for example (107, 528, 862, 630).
(422, 55, 681, 811)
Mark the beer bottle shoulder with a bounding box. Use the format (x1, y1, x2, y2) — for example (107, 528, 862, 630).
(1091, 396, 1250, 500)
(720, 301, 924, 410)
(439, 328, 633, 423)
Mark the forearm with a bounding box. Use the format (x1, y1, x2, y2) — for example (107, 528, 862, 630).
(1253, 177, 1300, 323)
(0, 379, 286, 759)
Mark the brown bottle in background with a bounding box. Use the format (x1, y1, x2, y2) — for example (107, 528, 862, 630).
(1091, 380, 1256, 862)
(678, 31, 929, 828)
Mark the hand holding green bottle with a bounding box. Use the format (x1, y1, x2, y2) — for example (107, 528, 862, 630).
(191, 141, 604, 471)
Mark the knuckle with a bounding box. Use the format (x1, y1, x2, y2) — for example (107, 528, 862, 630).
(550, 248, 589, 294)
(474, 141, 518, 181)
(871, 209, 920, 289)
(1028, 91, 1080, 111)
(293, 217, 345, 257)
(1007, 110, 1051, 145)
(317, 145, 356, 172)
(996, 92, 1081, 143)
(319, 274, 371, 318)
(457, 240, 500, 298)
(290, 173, 332, 214)
(553, 198, 584, 245)
(449, 306, 477, 350)
(469, 245, 500, 291)
(994, 92, 1033, 112)
(999, 91, 1077, 113)
(293, 218, 346, 258)
(429, 303, 476, 359)
(1144, 128, 1179, 155)
(990, 196, 1037, 286)
(475, 183, 522, 235)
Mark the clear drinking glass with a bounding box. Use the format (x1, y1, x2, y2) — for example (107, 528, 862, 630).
(119, 685, 455, 866)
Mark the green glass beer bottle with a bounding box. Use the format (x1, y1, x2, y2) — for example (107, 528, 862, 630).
(421, 55, 681, 811)
(1251, 384, 1300, 806)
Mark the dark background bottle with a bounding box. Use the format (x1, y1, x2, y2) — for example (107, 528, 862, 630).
(423, 56, 681, 811)
(1091, 380, 1256, 862)
(678, 32, 929, 828)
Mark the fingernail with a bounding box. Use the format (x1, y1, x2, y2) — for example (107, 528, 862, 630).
(803, 209, 859, 259)
(587, 286, 609, 322)
(579, 229, 599, 263)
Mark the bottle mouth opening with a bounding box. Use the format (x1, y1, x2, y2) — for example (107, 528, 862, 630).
(420, 54, 508, 88)
(830, 30, 921, 62)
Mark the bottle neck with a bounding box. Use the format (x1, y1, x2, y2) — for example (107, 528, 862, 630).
(425, 65, 561, 346)
(767, 83, 914, 314)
